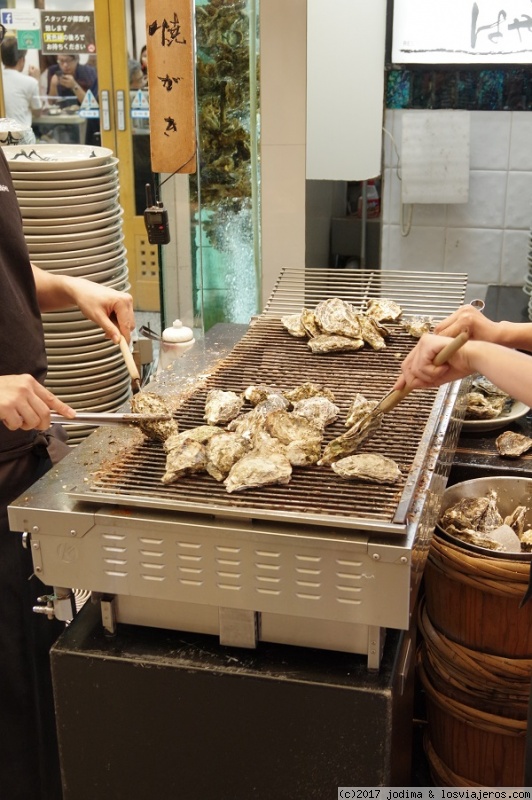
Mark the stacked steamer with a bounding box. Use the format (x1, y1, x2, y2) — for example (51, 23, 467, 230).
(419, 476, 532, 787)
(5, 143, 131, 445)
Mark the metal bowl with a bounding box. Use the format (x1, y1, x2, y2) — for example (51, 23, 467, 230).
(436, 476, 532, 561)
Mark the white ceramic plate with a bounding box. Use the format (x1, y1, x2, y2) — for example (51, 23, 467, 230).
(43, 317, 99, 333)
(45, 365, 129, 390)
(4, 144, 114, 170)
(41, 308, 86, 323)
(22, 205, 122, 234)
(25, 222, 123, 248)
(53, 379, 131, 405)
(14, 177, 119, 199)
(44, 328, 108, 343)
(8, 158, 118, 182)
(68, 387, 131, 411)
(16, 186, 118, 206)
(462, 400, 530, 432)
(20, 198, 116, 218)
(12, 168, 118, 192)
(30, 237, 124, 260)
(60, 263, 129, 283)
(27, 233, 124, 258)
(34, 249, 126, 271)
(46, 351, 124, 378)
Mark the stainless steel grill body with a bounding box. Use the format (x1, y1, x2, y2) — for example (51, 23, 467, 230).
(8, 269, 468, 667)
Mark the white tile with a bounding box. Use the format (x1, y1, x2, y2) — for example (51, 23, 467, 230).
(444, 228, 502, 285)
(387, 225, 446, 271)
(509, 112, 532, 171)
(446, 171, 507, 229)
(469, 111, 511, 171)
(501, 230, 529, 285)
(505, 172, 532, 229)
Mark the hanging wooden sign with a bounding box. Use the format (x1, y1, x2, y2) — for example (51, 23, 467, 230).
(145, 0, 196, 173)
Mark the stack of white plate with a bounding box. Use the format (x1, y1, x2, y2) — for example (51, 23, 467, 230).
(526, 225, 532, 318)
(4, 143, 132, 445)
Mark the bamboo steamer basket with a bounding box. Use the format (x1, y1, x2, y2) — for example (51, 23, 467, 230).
(424, 735, 486, 787)
(425, 477, 532, 658)
(418, 655, 527, 786)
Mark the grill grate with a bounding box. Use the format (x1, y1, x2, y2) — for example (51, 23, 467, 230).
(74, 315, 456, 533)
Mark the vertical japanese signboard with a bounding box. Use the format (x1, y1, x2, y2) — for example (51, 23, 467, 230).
(145, 0, 196, 174)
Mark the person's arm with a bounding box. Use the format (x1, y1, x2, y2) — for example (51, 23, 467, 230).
(31, 265, 135, 343)
(29, 77, 42, 118)
(434, 305, 532, 352)
(393, 332, 532, 409)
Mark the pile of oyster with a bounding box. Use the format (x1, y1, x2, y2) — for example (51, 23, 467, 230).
(464, 375, 513, 420)
(132, 385, 402, 493)
(281, 297, 432, 354)
(439, 489, 532, 553)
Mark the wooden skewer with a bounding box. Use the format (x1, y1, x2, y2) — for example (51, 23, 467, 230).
(118, 335, 141, 392)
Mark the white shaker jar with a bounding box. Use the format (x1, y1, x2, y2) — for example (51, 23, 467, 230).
(157, 319, 195, 373)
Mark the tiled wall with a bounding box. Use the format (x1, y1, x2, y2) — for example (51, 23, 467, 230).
(381, 109, 532, 302)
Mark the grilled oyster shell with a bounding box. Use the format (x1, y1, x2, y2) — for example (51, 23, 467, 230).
(205, 432, 249, 481)
(264, 410, 323, 466)
(307, 334, 364, 354)
(283, 382, 336, 404)
(243, 384, 282, 406)
(366, 298, 403, 323)
(130, 392, 179, 442)
(345, 393, 378, 428)
(162, 438, 207, 484)
(224, 440, 292, 493)
(313, 297, 361, 339)
(400, 315, 433, 339)
(496, 431, 532, 458)
(356, 314, 386, 350)
(281, 313, 307, 338)
(292, 396, 340, 430)
(204, 389, 244, 425)
(331, 453, 402, 484)
(300, 308, 321, 338)
(319, 411, 383, 464)
(465, 391, 507, 420)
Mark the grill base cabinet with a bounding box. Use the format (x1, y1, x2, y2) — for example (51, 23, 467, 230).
(51, 602, 416, 799)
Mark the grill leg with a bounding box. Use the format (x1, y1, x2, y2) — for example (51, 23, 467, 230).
(219, 607, 258, 648)
(367, 625, 385, 670)
(100, 594, 117, 637)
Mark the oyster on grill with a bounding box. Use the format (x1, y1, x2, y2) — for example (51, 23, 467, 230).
(164, 425, 222, 453)
(400, 316, 433, 339)
(264, 410, 323, 466)
(366, 298, 403, 323)
(130, 392, 179, 442)
(307, 334, 365, 354)
(205, 431, 249, 481)
(495, 431, 532, 458)
(228, 394, 290, 442)
(300, 308, 321, 338)
(319, 411, 383, 464)
(345, 393, 379, 428)
(356, 314, 387, 350)
(292, 396, 340, 430)
(224, 438, 292, 494)
(331, 453, 402, 484)
(313, 297, 361, 339)
(204, 389, 244, 425)
(162, 438, 207, 484)
(243, 384, 282, 406)
(283, 382, 336, 404)
(281, 313, 307, 338)
(464, 391, 508, 420)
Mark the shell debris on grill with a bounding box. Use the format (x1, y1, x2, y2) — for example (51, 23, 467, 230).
(400, 316, 433, 338)
(204, 389, 244, 425)
(130, 391, 179, 442)
(331, 453, 402, 484)
(495, 431, 532, 458)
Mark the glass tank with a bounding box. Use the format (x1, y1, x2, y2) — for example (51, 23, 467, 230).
(191, 0, 260, 332)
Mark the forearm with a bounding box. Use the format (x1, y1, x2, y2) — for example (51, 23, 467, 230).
(32, 266, 84, 311)
(494, 320, 532, 353)
(461, 341, 532, 407)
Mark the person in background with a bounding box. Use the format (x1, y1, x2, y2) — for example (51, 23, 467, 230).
(129, 57, 147, 91)
(0, 89, 135, 798)
(48, 53, 99, 145)
(139, 44, 148, 77)
(393, 304, 532, 408)
(0, 36, 42, 143)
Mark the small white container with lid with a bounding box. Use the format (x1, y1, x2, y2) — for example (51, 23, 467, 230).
(157, 319, 195, 373)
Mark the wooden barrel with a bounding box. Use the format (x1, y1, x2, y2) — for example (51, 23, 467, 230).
(424, 533, 532, 657)
(418, 654, 527, 786)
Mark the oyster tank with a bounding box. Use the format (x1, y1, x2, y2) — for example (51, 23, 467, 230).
(191, 0, 261, 332)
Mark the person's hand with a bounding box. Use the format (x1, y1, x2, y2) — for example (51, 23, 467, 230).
(72, 282, 135, 344)
(28, 65, 40, 80)
(58, 73, 77, 91)
(434, 305, 499, 342)
(393, 333, 474, 391)
(0, 375, 76, 431)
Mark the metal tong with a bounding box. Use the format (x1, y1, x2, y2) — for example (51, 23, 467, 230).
(50, 412, 172, 427)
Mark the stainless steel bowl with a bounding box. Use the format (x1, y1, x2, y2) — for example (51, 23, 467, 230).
(436, 476, 532, 561)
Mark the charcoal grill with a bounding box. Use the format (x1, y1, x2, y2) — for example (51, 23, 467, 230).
(8, 269, 468, 668)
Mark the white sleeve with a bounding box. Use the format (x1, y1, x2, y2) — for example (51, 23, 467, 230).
(29, 76, 43, 111)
